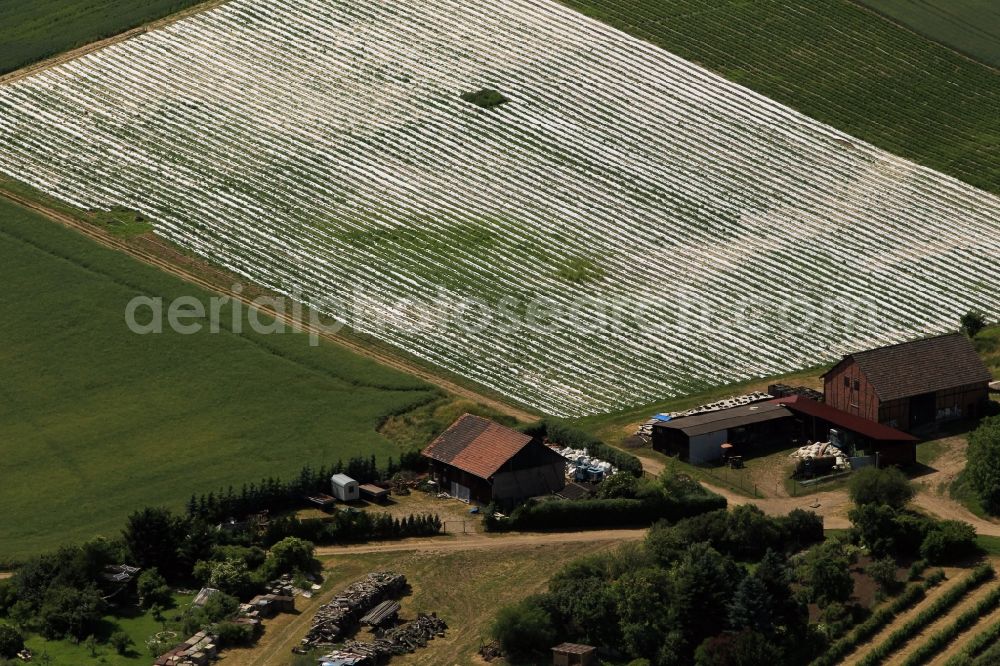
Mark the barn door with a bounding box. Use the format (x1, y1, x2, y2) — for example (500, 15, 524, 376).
(450, 481, 471, 502)
(909, 392, 936, 429)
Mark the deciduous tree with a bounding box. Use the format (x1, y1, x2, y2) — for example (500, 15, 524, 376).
(848, 467, 913, 509)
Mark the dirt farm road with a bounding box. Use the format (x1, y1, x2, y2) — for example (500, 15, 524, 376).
(314, 528, 647, 557)
(637, 451, 1000, 535)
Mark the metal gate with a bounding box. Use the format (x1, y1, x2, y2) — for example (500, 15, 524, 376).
(442, 520, 480, 534)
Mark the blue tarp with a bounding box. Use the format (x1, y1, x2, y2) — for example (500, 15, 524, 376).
(653, 413, 671, 422)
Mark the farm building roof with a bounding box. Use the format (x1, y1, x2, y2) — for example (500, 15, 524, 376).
(193, 587, 221, 607)
(556, 482, 596, 501)
(652, 401, 791, 437)
(421, 414, 535, 480)
(552, 642, 597, 654)
(829, 333, 991, 401)
(770, 396, 917, 443)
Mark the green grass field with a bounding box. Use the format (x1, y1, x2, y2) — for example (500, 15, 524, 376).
(858, 0, 1000, 67)
(0, 198, 437, 560)
(0, 0, 204, 75)
(559, 0, 1000, 195)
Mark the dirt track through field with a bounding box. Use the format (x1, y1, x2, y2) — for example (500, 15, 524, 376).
(0, 191, 537, 423)
(909, 435, 1000, 537)
(637, 453, 855, 528)
(314, 528, 646, 556)
(640, 435, 1000, 536)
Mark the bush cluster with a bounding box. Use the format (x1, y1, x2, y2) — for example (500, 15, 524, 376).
(0, 539, 114, 641)
(492, 508, 828, 666)
(460, 88, 508, 108)
(848, 468, 976, 565)
(965, 416, 1000, 514)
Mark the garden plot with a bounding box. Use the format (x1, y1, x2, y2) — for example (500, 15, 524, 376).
(0, 0, 998, 417)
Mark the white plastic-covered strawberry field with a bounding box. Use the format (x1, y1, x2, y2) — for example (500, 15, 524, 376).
(0, 0, 997, 417)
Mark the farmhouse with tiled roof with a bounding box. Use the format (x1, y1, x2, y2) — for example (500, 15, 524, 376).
(422, 414, 566, 504)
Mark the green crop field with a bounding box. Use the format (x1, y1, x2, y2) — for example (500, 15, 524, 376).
(858, 0, 1000, 67)
(559, 0, 1000, 196)
(0, 198, 436, 560)
(0, 0, 204, 75)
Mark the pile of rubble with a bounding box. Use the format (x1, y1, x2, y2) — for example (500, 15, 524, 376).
(153, 631, 218, 666)
(555, 447, 616, 482)
(635, 393, 773, 439)
(479, 641, 503, 662)
(241, 593, 295, 620)
(768, 384, 824, 402)
(336, 614, 448, 661)
(265, 573, 297, 596)
(670, 392, 773, 419)
(303, 572, 407, 647)
(790, 441, 851, 474)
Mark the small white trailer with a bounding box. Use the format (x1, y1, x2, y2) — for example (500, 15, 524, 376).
(330, 474, 360, 501)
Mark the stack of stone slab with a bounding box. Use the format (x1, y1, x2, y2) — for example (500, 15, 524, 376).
(153, 631, 218, 666)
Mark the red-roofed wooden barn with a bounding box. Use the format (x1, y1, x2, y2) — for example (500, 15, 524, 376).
(422, 414, 566, 504)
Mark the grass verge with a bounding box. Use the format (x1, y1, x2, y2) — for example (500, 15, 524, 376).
(0, 0, 207, 76)
(0, 196, 438, 559)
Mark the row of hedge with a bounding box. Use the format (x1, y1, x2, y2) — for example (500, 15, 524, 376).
(943, 618, 1000, 666)
(857, 565, 995, 666)
(522, 420, 644, 477)
(971, 641, 1000, 666)
(487, 492, 726, 532)
(811, 570, 946, 666)
(186, 453, 424, 524)
(263, 511, 442, 546)
(903, 585, 1000, 666)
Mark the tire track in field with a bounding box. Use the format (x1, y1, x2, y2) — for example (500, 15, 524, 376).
(0, 190, 539, 422)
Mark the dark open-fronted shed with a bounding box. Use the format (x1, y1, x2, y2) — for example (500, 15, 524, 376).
(651, 401, 796, 464)
(774, 395, 918, 466)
